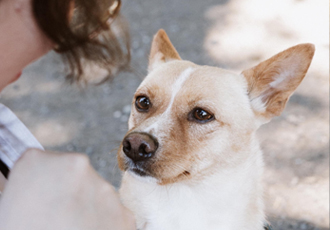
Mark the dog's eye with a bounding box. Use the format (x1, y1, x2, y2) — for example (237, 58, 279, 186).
(189, 108, 214, 123)
(135, 96, 151, 112)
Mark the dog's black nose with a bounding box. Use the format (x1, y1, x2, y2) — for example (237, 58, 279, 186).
(122, 132, 158, 162)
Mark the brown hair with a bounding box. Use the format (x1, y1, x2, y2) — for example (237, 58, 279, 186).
(32, 0, 130, 82)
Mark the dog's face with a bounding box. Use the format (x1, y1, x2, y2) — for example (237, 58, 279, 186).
(117, 30, 314, 185)
(118, 62, 256, 185)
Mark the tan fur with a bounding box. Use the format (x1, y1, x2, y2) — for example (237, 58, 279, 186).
(149, 29, 181, 72)
(242, 43, 315, 119)
(118, 64, 242, 184)
(118, 29, 315, 230)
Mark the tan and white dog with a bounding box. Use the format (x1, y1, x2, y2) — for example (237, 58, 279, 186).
(117, 29, 314, 230)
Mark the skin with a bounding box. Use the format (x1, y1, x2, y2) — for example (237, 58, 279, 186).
(0, 0, 135, 229)
(0, 149, 135, 230)
(0, 0, 52, 90)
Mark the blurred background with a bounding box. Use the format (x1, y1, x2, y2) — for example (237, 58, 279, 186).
(0, 0, 328, 229)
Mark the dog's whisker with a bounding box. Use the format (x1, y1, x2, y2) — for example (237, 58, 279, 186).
(111, 160, 119, 175)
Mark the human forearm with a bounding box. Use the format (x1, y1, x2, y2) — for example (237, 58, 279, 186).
(0, 149, 136, 230)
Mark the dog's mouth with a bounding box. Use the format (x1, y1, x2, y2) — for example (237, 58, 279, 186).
(126, 161, 151, 177)
(130, 166, 148, 177)
(125, 158, 193, 184)
(118, 138, 194, 184)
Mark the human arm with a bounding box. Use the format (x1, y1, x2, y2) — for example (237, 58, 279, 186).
(0, 149, 136, 230)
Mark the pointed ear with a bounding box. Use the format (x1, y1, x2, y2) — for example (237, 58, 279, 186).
(242, 43, 315, 123)
(148, 29, 181, 72)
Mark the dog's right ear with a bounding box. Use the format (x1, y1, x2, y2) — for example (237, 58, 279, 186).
(148, 29, 181, 72)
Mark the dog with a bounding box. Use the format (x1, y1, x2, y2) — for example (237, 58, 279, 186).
(117, 29, 315, 230)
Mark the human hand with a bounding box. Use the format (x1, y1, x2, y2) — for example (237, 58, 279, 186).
(0, 149, 135, 230)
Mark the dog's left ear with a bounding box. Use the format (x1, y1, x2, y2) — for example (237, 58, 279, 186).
(242, 43, 315, 123)
(148, 29, 181, 72)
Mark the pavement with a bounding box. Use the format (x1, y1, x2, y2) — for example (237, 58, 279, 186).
(0, 0, 328, 229)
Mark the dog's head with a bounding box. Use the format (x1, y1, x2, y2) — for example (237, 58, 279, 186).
(117, 29, 314, 185)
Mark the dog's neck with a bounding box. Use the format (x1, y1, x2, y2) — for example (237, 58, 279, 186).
(120, 138, 265, 230)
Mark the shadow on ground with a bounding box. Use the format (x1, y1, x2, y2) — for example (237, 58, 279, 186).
(269, 216, 329, 230)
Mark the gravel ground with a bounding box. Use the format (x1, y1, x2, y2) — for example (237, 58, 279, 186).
(1, 0, 328, 229)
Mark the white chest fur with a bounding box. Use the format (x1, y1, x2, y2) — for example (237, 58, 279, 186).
(120, 148, 265, 230)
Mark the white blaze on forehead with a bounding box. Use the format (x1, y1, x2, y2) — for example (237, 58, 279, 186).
(144, 67, 195, 133)
(165, 67, 195, 114)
